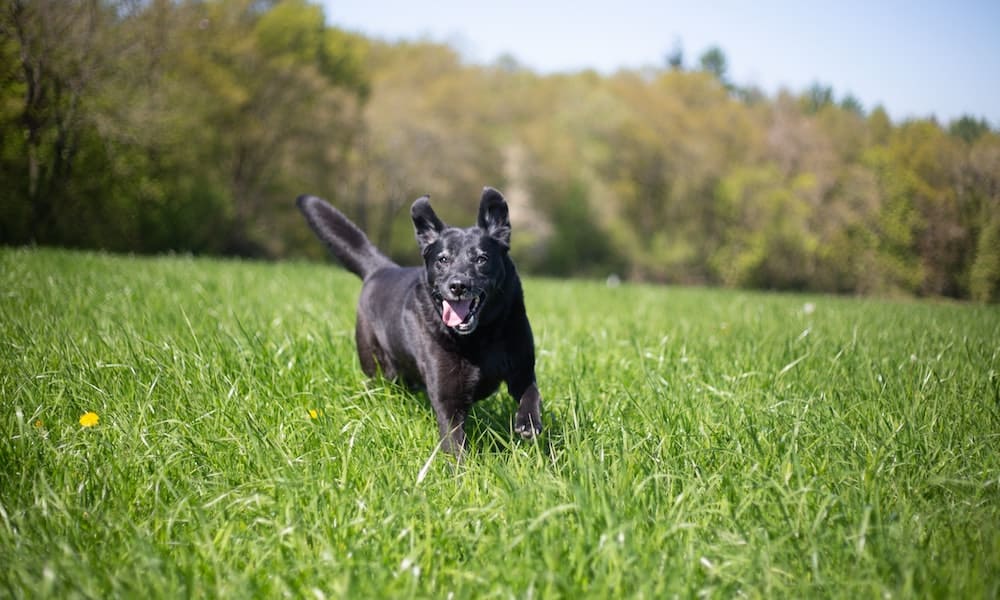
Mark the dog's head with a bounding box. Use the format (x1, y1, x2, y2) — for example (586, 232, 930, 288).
(411, 187, 512, 335)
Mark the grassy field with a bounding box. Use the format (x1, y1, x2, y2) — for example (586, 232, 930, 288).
(2, 248, 998, 598)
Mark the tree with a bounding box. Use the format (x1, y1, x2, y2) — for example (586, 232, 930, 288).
(863, 146, 924, 294)
(802, 82, 834, 114)
(0, 0, 369, 256)
(698, 46, 728, 85)
(964, 135, 1000, 301)
(710, 165, 818, 289)
(840, 93, 864, 116)
(3, 8, 998, 301)
(666, 39, 684, 70)
(1, 0, 124, 244)
(970, 214, 1000, 301)
(949, 115, 991, 144)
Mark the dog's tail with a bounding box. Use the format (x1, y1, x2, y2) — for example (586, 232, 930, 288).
(297, 195, 396, 280)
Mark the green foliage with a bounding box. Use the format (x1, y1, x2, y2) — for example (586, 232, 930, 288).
(525, 180, 624, 278)
(802, 82, 835, 114)
(711, 166, 819, 289)
(840, 93, 865, 116)
(665, 40, 684, 70)
(868, 107, 893, 145)
(2, 249, 999, 596)
(698, 46, 728, 83)
(949, 115, 992, 144)
(254, 0, 327, 63)
(970, 213, 1000, 302)
(254, 0, 369, 98)
(862, 147, 925, 294)
(0, 0, 367, 256)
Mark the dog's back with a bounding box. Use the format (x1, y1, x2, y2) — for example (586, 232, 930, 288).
(355, 265, 425, 383)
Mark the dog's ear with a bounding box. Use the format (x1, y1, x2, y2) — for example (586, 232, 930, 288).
(478, 187, 511, 249)
(411, 195, 445, 251)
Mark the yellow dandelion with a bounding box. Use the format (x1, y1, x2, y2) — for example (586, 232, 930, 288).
(79, 411, 99, 427)
(34, 419, 44, 428)
(308, 409, 319, 420)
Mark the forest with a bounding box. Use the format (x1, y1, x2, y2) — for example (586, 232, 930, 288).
(2, 0, 999, 301)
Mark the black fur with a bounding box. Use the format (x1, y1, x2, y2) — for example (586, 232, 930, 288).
(297, 187, 542, 454)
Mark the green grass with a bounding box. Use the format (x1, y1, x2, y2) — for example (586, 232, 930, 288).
(2, 247, 999, 598)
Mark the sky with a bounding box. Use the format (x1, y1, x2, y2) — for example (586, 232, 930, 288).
(320, 0, 1000, 126)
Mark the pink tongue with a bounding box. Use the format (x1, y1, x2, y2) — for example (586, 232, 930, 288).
(442, 299, 472, 327)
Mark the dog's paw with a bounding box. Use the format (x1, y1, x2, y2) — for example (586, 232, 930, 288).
(514, 412, 542, 438)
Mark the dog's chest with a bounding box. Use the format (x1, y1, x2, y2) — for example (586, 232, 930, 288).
(451, 340, 509, 401)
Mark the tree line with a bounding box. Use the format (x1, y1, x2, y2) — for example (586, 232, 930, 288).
(2, 0, 998, 301)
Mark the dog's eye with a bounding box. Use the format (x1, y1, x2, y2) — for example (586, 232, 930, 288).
(475, 254, 488, 265)
(437, 255, 450, 265)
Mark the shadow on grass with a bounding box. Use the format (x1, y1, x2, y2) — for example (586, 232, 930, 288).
(387, 380, 564, 458)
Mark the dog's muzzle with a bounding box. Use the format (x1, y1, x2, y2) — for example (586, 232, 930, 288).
(437, 291, 486, 334)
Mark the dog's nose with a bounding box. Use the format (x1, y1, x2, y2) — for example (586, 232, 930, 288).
(448, 280, 468, 297)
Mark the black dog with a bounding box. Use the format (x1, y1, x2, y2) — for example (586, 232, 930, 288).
(297, 187, 542, 454)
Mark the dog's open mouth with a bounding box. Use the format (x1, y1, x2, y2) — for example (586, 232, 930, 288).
(441, 293, 485, 334)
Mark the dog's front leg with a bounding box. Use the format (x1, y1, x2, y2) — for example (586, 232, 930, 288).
(512, 381, 542, 438)
(433, 402, 468, 455)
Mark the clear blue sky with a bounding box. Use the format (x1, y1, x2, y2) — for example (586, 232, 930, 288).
(321, 0, 1000, 126)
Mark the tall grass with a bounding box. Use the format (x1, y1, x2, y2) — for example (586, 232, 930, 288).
(2, 248, 998, 598)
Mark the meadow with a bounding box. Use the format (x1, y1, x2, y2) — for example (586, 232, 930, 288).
(1, 248, 998, 598)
